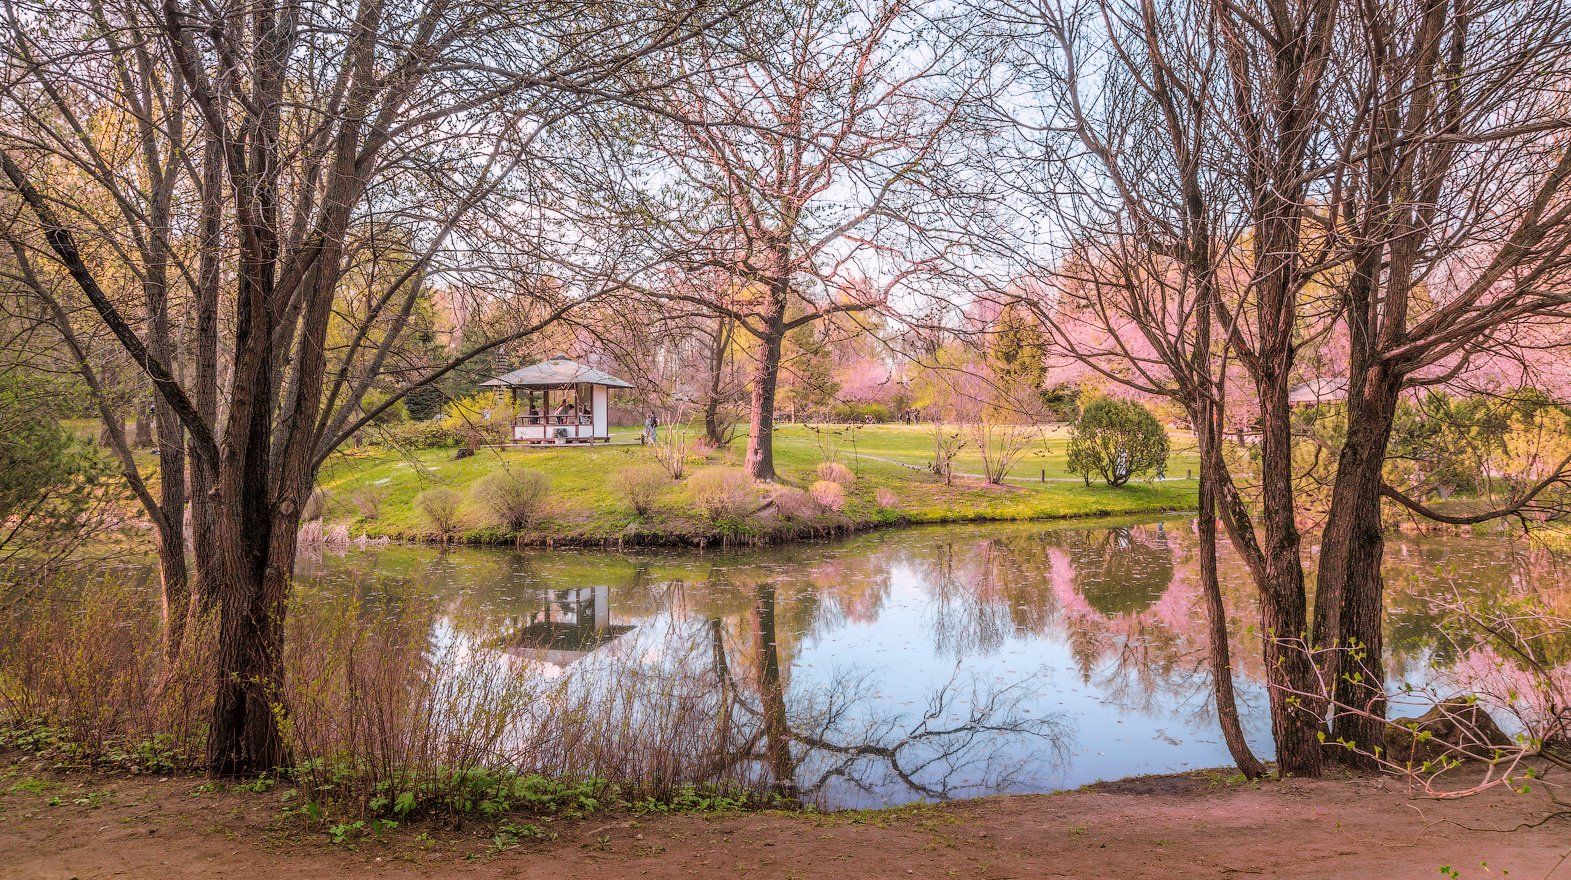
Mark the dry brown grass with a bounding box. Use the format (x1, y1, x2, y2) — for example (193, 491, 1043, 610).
(0, 581, 771, 819)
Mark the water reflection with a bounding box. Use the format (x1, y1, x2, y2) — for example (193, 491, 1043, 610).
(292, 516, 1570, 807)
(495, 586, 634, 670)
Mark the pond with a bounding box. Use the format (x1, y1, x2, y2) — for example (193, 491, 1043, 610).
(291, 515, 1565, 808)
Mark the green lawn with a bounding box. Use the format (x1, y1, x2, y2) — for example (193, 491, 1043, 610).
(314, 423, 1199, 545)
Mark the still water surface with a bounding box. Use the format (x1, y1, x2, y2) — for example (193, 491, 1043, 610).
(293, 515, 1562, 807)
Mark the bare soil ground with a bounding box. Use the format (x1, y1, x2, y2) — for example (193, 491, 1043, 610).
(2, 761, 1567, 880)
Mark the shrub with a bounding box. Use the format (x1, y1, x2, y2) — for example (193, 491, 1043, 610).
(652, 428, 691, 479)
(1066, 397, 1169, 486)
(815, 460, 855, 486)
(613, 464, 669, 517)
(686, 466, 759, 522)
(0, 577, 215, 770)
(972, 421, 1039, 485)
(471, 470, 550, 531)
(875, 487, 899, 509)
(359, 389, 409, 426)
(386, 419, 461, 449)
(0, 579, 785, 818)
(441, 393, 515, 449)
(414, 487, 465, 535)
(350, 486, 388, 520)
(809, 480, 846, 512)
(770, 485, 820, 520)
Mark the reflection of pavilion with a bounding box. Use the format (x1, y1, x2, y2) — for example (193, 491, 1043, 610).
(498, 586, 634, 667)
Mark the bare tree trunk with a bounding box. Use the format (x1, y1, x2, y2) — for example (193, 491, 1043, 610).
(208, 562, 288, 773)
(151, 407, 189, 661)
(703, 316, 735, 447)
(154, 520, 190, 660)
(207, 22, 287, 764)
(133, 398, 154, 447)
(146, 214, 190, 661)
(1196, 412, 1266, 778)
(744, 323, 784, 482)
(1255, 381, 1322, 778)
(1315, 369, 1401, 768)
(207, 395, 288, 774)
(187, 129, 224, 621)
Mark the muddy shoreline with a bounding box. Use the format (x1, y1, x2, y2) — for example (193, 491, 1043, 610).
(3, 758, 1565, 879)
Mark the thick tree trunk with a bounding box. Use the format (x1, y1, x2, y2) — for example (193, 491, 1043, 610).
(206, 412, 290, 772)
(187, 132, 225, 620)
(133, 399, 154, 448)
(1315, 372, 1400, 769)
(744, 326, 784, 482)
(207, 462, 290, 774)
(752, 583, 797, 800)
(703, 399, 726, 448)
(208, 563, 288, 775)
(1255, 382, 1322, 777)
(1196, 415, 1266, 779)
(209, 144, 286, 773)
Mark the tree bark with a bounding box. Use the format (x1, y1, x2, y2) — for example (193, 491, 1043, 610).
(1255, 379, 1323, 778)
(744, 323, 784, 482)
(145, 200, 190, 661)
(1196, 412, 1266, 779)
(703, 316, 735, 447)
(207, 561, 288, 774)
(207, 387, 288, 774)
(1315, 370, 1400, 768)
(187, 128, 224, 620)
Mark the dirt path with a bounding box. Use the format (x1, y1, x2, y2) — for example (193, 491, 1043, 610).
(2, 765, 1567, 880)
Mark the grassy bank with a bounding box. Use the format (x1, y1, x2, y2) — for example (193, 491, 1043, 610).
(314, 423, 1199, 546)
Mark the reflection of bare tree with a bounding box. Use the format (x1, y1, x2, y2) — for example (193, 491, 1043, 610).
(752, 583, 798, 798)
(705, 581, 1066, 804)
(919, 537, 1063, 658)
(1090, 616, 1191, 714)
(925, 541, 1015, 657)
(788, 670, 1066, 802)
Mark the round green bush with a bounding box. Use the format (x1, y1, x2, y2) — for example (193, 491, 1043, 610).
(1066, 398, 1169, 487)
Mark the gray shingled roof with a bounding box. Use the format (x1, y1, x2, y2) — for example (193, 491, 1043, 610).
(480, 355, 634, 389)
(1288, 376, 1348, 405)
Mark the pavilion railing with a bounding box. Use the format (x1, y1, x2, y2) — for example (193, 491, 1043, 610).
(514, 414, 592, 427)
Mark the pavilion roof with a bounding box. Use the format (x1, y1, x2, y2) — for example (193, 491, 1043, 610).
(480, 355, 634, 389)
(1288, 376, 1348, 406)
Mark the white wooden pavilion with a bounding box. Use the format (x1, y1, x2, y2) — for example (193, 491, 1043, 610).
(480, 355, 633, 444)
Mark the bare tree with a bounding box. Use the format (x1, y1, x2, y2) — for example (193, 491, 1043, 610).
(991, 0, 1571, 779)
(570, 0, 980, 479)
(0, 0, 721, 772)
(1309, 0, 1571, 763)
(989, 0, 1338, 777)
